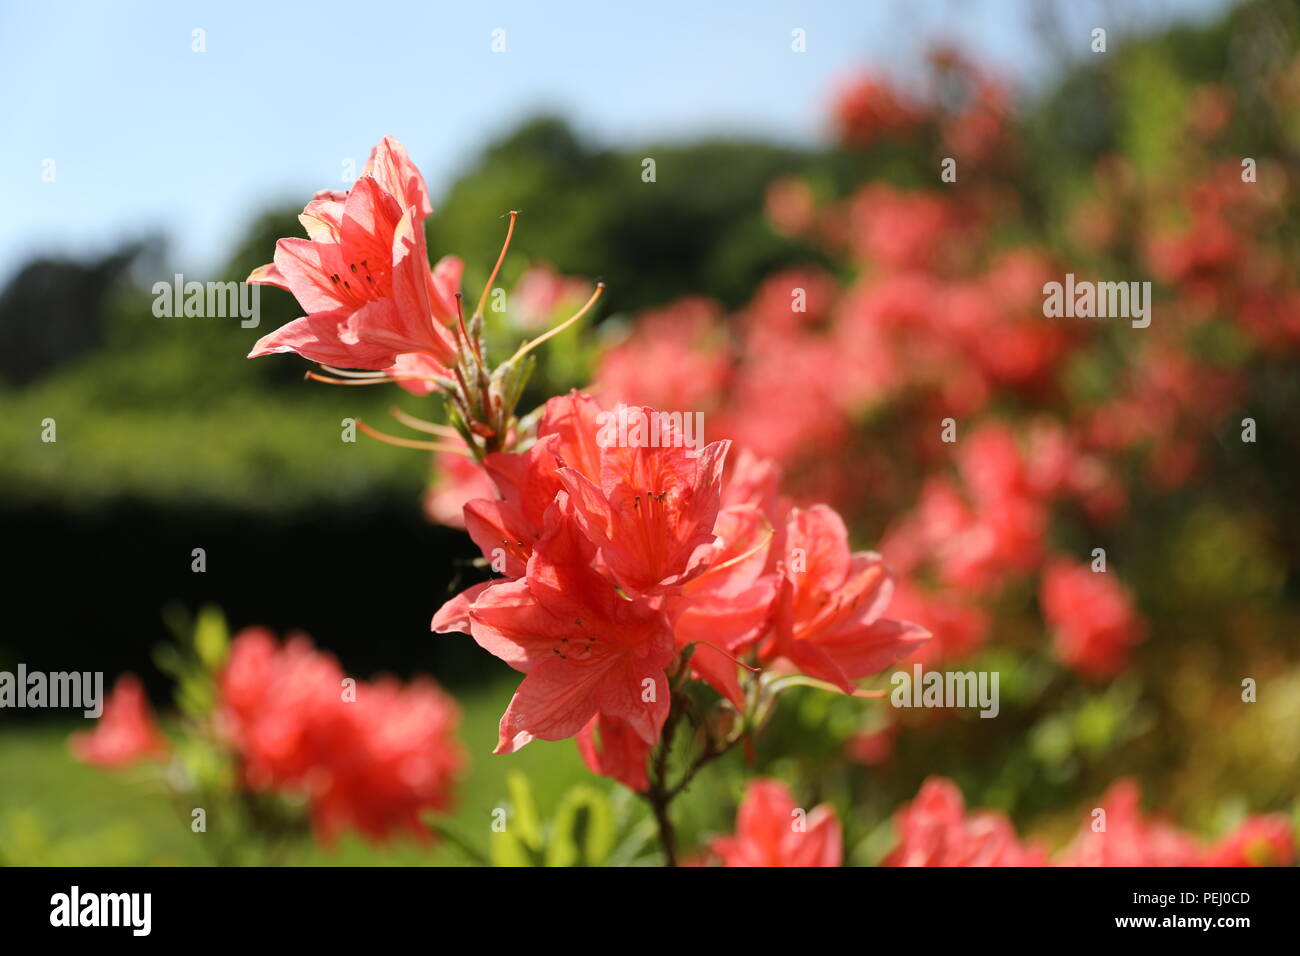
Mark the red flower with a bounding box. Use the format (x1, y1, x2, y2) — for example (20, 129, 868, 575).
(248, 137, 463, 373)
(595, 298, 730, 414)
(711, 779, 842, 866)
(558, 421, 730, 598)
(1040, 558, 1144, 680)
(669, 504, 779, 708)
(886, 580, 989, 665)
(217, 628, 463, 844)
(885, 778, 1046, 866)
(1204, 815, 1295, 867)
(310, 675, 464, 843)
(69, 674, 167, 768)
(765, 505, 929, 692)
(575, 713, 656, 792)
(444, 496, 676, 756)
(892, 424, 1052, 594)
(457, 392, 606, 579)
(1056, 779, 1202, 867)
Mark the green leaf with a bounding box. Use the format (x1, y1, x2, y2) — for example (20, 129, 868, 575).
(193, 605, 229, 670)
(505, 771, 543, 851)
(546, 785, 615, 867)
(489, 829, 535, 867)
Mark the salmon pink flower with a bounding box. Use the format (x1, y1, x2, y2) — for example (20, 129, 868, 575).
(1040, 558, 1144, 680)
(1056, 779, 1202, 866)
(594, 298, 730, 414)
(217, 628, 463, 845)
(440, 495, 675, 755)
(1204, 815, 1295, 867)
(454, 391, 731, 597)
(885, 778, 1046, 867)
(575, 713, 656, 792)
(885, 580, 989, 665)
(668, 504, 778, 708)
(310, 674, 464, 843)
(711, 779, 842, 866)
(458, 391, 606, 577)
(247, 137, 463, 374)
(832, 73, 925, 148)
(69, 674, 167, 768)
(557, 419, 730, 597)
(764, 505, 929, 693)
(512, 263, 591, 330)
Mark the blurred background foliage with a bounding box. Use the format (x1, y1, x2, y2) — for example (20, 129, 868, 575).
(2, 0, 1299, 864)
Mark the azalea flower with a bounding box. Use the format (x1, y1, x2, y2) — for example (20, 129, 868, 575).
(247, 136, 463, 377)
(557, 430, 730, 598)
(1056, 779, 1202, 867)
(575, 712, 656, 792)
(1204, 815, 1295, 867)
(435, 394, 929, 790)
(440, 496, 675, 755)
(512, 263, 591, 330)
(217, 628, 463, 844)
(668, 504, 778, 708)
(1039, 558, 1145, 680)
(764, 505, 929, 693)
(710, 779, 842, 866)
(832, 73, 924, 147)
(460, 391, 606, 578)
(68, 674, 168, 768)
(884, 777, 1046, 866)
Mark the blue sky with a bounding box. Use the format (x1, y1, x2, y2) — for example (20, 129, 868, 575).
(1, 0, 1229, 284)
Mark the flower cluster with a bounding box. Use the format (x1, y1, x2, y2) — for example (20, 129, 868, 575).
(245, 137, 930, 829)
(217, 628, 464, 844)
(72, 627, 464, 849)
(884, 778, 1048, 866)
(233, 50, 1300, 865)
(587, 48, 1300, 705)
(886, 777, 1296, 868)
(707, 779, 841, 867)
(431, 391, 928, 790)
(706, 776, 1295, 867)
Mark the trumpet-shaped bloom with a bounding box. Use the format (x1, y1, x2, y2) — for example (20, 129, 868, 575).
(247, 137, 463, 373)
(669, 504, 778, 708)
(439, 496, 675, 755)
(765, 505, 929, 692)
(885, 778, 1047, 866)
(1056, 779, 1202, 867)
(460, 392, 607, 577)
(557, 423, 730, 597)
(711, 779, 842, 866)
